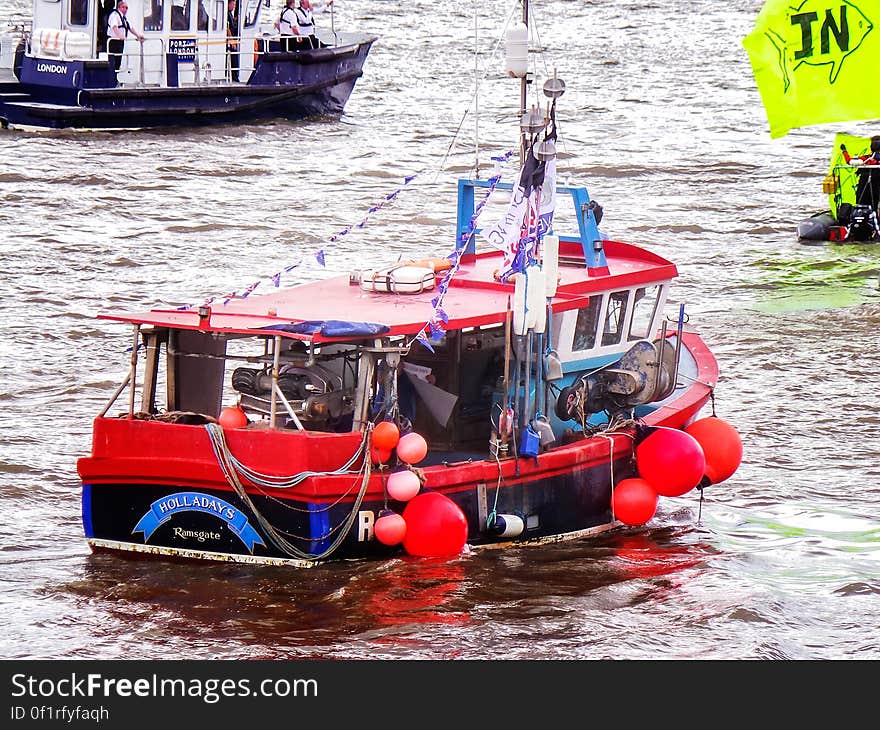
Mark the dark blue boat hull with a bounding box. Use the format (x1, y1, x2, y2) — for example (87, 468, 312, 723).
(82, 453, 631, 564)
(0, 38, 375, 129)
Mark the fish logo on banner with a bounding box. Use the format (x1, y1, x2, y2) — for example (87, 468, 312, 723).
(743, 0, 879, 137)
(133, 492, 265, 553)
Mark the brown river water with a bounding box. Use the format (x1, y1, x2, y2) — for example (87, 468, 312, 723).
(0, 0, 878, 660)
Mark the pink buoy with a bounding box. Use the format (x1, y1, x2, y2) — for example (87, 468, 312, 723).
(402, 492, 468, 558)
(396, 431, 428, 465)
(218, 405, 248, 429)
(612, 478, 658, 526)
(685, 417, 743, 485)
(374, 509, 407, 546)
(636, 427, 706, 497)
(386, 469, 421, 502)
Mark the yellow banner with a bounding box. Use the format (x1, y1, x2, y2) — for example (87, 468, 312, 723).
(743, 0, 880, 137)
(826, 132, 871, 214)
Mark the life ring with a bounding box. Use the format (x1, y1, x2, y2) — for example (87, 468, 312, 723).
(253, 38, 260, 65)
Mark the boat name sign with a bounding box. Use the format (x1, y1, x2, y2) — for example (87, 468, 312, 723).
(168, 37, 198, 63)
(133, 492, 265, 552)
(36, 63, 68, 75)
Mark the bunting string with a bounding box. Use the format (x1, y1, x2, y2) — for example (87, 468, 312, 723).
(412, 152, 513, 353)
(174, 174, 420, 312)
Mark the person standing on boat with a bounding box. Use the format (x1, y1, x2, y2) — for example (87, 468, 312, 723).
(841, 136, 880, 212)
(279, 0, 333, 51)
(277, 0, 299, 52)
(296, 0, 334, 49)
(227, 0, 240, 82)
(106, 1, 145, 72)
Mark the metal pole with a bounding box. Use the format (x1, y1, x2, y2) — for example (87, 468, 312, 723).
(270, 335, 281, 428)
(128, 324, 140, 417)
(474, 1, 479, 177)
(99, 372, 132, 418)
(519, 0, 529, 162)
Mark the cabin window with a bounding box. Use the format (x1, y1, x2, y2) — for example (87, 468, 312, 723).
(144, 0, 165, 32)
(171, 0, 190, 31)
(572, 296, 602, 351)
(212, 0, 225, 31)
(197, 0, 209, 30)
(601, 290, 630, 346)
(243, 0, 263, 27)
(628, 285, 661, 340)
(69, 0, 88, 26)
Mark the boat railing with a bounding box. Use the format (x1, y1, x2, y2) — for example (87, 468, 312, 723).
(117, 36, 254, 87)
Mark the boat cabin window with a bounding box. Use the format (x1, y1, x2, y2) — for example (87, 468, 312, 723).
(572, 296, 602, 351)
(243, 0, 264, 27)
(628, 285, 661, 341)
(144, 0, 165, 32)
(70, 0, 88, 26)
(211, 0, 225, 31)
(171, 0, 190, 30)
(601, 290, 630, 346)
(554, 284, 669, 362)
(197, 0, 209, 30)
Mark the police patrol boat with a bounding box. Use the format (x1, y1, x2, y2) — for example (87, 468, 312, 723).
(76, 1, 741, 566)
(0, 0, 375, 130)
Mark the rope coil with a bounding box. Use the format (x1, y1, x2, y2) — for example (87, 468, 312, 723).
(205, 422, 373, 561)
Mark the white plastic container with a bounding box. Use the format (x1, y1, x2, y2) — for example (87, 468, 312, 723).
(504, 23, 528, 78)
(62, 31, 91, 61)
(32, 29, 91, 60)
(512, 272, 528, 336)
(34, 28, 63, 57)
(542, 233, 559, 297)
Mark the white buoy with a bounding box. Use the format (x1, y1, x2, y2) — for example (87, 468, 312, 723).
(542, 233, 559, 297)
(504, 23, 528, 78)
(528, 267, 546, 334)
(512, 272, 528, 336)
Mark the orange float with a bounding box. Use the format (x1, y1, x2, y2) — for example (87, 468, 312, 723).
(218, 405, 248, 429)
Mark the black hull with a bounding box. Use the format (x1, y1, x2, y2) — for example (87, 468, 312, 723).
(82, 455, 635, 566)
(797, 209, 879, 243)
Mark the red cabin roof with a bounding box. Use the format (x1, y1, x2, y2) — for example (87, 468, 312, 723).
(98, 241, 676, 342)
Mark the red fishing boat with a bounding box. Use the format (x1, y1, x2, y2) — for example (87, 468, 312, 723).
(77, 4, 740, 567)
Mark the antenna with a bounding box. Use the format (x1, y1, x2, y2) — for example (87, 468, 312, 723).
(474, 1, 479, 178)
(520, 0, 529, 160)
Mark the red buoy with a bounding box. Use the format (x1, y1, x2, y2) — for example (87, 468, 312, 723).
(372, 421, 401, 451)
(636, 427, 706, 497)
(685, 417, 743, 485)
(611, 478, 658, 526)
(371, 445, 392, 464)
(402, 492, 468, 558)
(218, 405, 248, 429)
(374, 509, 407, 546)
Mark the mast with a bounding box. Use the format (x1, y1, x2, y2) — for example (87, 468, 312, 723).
(474, 2, 480, 177)
(519, 0, 529, 161)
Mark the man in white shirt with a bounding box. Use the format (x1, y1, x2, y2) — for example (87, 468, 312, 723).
(279, 0, 333, 51)
(106, 1, 145, 71)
